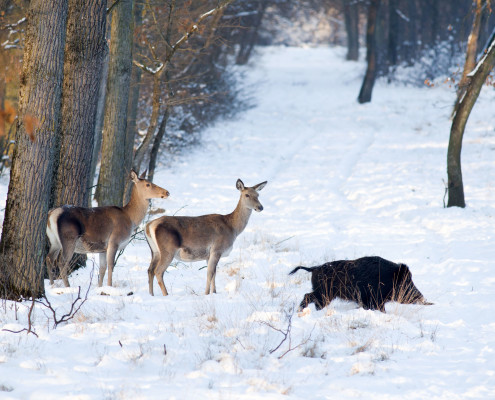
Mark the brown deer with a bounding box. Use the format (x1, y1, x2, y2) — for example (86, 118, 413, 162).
(46, 170, 170, 287)
(145, 179, 267, 296)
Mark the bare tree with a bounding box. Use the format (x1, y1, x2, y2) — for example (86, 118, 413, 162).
(0, 0, 68, 299)
(447, 29, 495, 208)
(132, 0, 236, 178)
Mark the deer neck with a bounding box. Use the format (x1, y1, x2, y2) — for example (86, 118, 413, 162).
(227, 198, 253, 236)
(123, 186, 149, 228)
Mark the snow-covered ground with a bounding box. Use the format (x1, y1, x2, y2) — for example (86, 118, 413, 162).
(1, 46, 495, 399)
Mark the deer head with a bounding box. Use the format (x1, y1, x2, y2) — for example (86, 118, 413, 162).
(131, 170, 170, 200)
(236, 179, 267, 212)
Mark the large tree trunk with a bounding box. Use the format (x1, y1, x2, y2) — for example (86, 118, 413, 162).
(0, 0, 68, 299)
(358, 0, 380, 104)
(53, 0, 107, 208)
(123, 2, 144, 204)
(96, 0, 134, 207)
(447, 30, 495, 208)
(343, 0, 359, 61)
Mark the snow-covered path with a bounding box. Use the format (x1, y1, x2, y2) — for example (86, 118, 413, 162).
(1, 46, 495, 399)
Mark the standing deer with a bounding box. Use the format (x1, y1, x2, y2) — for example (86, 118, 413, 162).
(46, 170, 170, 287)
(145, 179, 267, 296)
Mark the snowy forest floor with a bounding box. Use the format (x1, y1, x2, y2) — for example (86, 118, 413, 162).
(1, 46, 495, 399)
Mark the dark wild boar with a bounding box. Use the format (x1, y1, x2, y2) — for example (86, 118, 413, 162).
(290, 256, 432, 312)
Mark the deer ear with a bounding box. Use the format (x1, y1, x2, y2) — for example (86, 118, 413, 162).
(236, 179, 245, 191)
(130, 170, 139, 182)
(139, 170, 147, 179)
(253, 181, 267, 191)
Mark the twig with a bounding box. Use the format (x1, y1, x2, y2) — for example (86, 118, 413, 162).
(277, 326, 315, 360)
(274, 235, 295, 247)
(107, 0, 123, 15)
(2, 328, 38, 338)
(36, 267, 94, 329)
(173, 205, 188, 216)
(260, 306, 315, 359)
(2, 297, 38, 337)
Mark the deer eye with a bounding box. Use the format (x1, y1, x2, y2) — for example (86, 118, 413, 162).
(146, 183, 150, 187)
(245, 194, 250, 198)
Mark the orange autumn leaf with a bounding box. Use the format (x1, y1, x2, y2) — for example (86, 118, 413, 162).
(24, 114, 39, 142)
(0, 101, 16, 127)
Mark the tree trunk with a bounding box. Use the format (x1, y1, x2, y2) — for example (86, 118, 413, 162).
(447, 30, 495, 208)
(89, 48, 109, 206)
(343, 0, 360, 61)
(123, 2, 144, 203)
(358, 0, 380, 104)
(53, 0, 107, 208)
(236, 2, 266, 65)
(132, 68, 164, 175)
(387, 0, 397, 66)
(148, 103, 169, 183)
(0, 0, 68, 299)
(96, 0, 134, 207)
(452, 0, 484, 117)
(148, 73, 173, 182)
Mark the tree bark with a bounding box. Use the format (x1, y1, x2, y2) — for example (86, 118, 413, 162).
(96, 0, 134, 206)
(53, 0, 107, 208)
(343, 0, 359, 61)
(447, 30, 495, 208)
(358, 0, 380, 104)
(0, 0, 68, 299)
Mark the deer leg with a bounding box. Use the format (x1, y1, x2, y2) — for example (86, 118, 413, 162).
(205, 253, 221, 295)
(147, 253, 158, 296)
(153, 251, 175, 296)
(106, 244, 119, 287)
(98, 252, 107, 287)
(46, 248, 60, 285)
(57, 239, 77, 287)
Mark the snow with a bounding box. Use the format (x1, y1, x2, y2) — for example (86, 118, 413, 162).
(1, 46, 495, 399)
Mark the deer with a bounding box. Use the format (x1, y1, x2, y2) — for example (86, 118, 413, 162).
(46, 170, 170, 288)
(145, 179, 267, 296)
